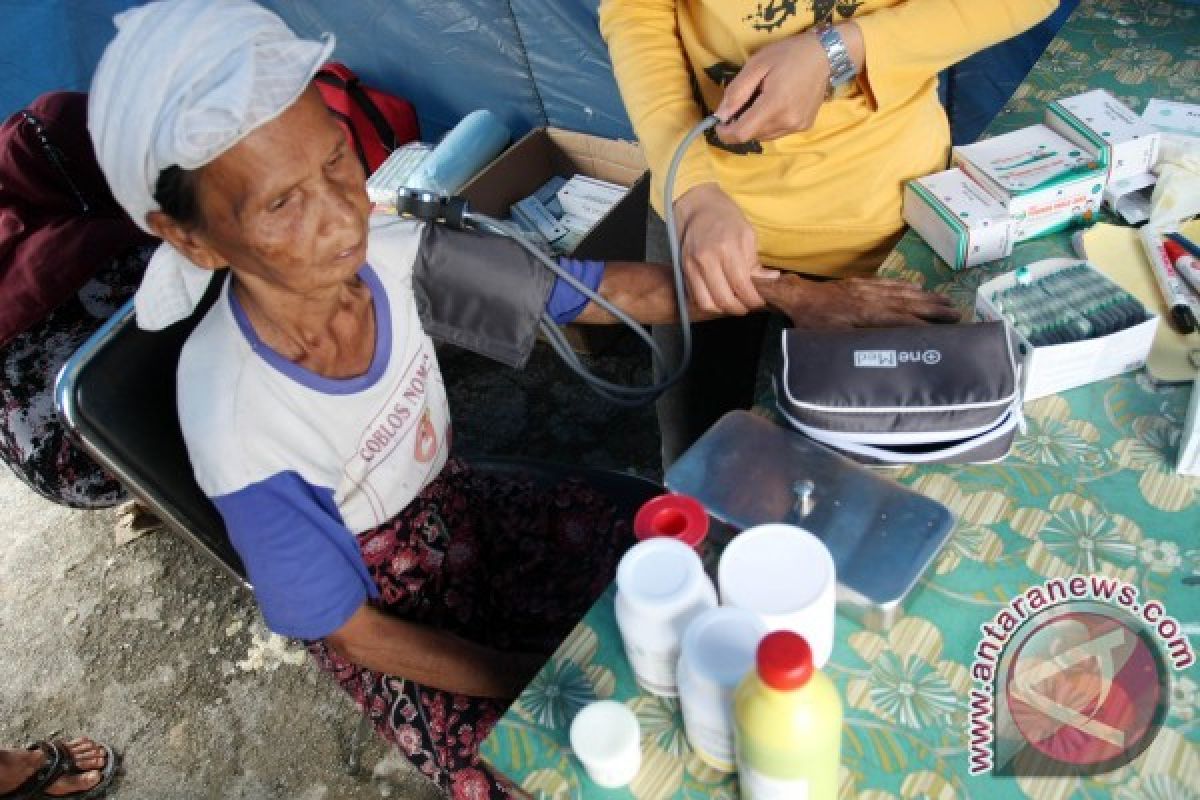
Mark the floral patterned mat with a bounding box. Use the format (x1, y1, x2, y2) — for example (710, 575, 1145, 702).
(482, 1, 1199, 797)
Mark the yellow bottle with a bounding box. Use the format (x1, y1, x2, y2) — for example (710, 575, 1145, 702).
(733, 631, 843, 799)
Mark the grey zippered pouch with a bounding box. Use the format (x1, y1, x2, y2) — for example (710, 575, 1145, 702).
(776, 321, 1020, 464)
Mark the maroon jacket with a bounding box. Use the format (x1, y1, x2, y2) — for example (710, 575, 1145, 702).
(0, 91, 155, 348)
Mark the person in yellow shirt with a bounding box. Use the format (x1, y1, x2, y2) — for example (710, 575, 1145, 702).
(600, 0, 1057, 463)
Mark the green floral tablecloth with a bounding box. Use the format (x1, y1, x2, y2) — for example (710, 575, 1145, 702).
(482, 2, 1199, 797)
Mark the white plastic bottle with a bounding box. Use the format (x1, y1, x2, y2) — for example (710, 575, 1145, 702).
(676, 607, 765, 772)
(615, 537, 718, 697)
(569, 700, 642, 788)
(718, 524, 837, 667)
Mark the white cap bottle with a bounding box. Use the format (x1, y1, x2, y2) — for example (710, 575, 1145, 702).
(570, 700, 642, 788)
(718, 524, 837, 667)
(676, 607, 766, 772)
(615, 537, 718, 697)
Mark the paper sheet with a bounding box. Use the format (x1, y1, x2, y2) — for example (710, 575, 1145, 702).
(1076, 220, 1200, 383)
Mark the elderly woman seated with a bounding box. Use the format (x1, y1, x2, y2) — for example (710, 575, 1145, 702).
(88, 1, 955, 796)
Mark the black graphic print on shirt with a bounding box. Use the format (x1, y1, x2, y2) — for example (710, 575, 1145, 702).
(836, 0, 865, 19)
(699, 62, 763, 155)
(745, 0, 861, 31)
(745, 0, 800, 31)
(717, 0, 864, 153)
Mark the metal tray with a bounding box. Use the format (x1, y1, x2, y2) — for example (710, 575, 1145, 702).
(665, 411, 955, 630)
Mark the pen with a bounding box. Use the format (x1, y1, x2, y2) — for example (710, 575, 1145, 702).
(1138, 227, 1199, 334)
(1164, 238, 1200, 298)
(1166, 231, 1200, 261)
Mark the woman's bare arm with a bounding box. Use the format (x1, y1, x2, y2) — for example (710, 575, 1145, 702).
(325, 603, 545, 699)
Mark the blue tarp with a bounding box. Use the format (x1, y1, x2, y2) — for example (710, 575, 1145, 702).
(946, 0, 1079, 143)
(0, 0, 1075, 146)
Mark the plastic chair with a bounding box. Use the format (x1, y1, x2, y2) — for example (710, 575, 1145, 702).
(54, 290, 664, 773)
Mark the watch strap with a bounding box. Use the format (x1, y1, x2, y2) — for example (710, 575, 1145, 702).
(814, 23, 857, 99)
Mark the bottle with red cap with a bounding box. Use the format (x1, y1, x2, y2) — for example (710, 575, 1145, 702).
(733, 631, 842, 799)
(634, 494, 709, 549)
(633, 493, 716, 571)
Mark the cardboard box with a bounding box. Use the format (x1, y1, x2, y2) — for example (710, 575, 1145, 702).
(461, 127, 650, 353)
(461, 127, 649, 262)
(975, 258, 1158, 401)
(1046, 89, 1161, 182)
(953, 125, 1106, 242)
(903, 168, 1014, 269)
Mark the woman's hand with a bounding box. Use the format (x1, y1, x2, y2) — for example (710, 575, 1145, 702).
(675, 183, 778, 315)
(715, 22, 864, 144)
(758, 272, 962, 329)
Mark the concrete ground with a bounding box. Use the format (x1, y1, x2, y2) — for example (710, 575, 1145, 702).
(0, 334, 662, 799)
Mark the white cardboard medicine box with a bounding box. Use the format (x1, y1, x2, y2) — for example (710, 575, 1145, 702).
(1143, 98, 1200, 138)
(903, 168, 1014, 269)
(1046, 89, 1161, 183)
(953, 125, 1106, 242)
(975, 258, 1158, 401)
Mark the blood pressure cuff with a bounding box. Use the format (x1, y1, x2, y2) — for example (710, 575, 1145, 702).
(412, 223, 556, 369)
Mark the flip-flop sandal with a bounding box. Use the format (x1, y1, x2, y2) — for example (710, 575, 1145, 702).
(0, 741, 66, 800)
(62, 740, 118, 800)
(0, 740, 119, 800)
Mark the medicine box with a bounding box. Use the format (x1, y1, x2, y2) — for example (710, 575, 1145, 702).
(1143, 98, 1200, 138)
(557, 175, 627, 224)
(460, 127, 650, 354)
(975, 258, 1158, 401)
(1046, 89, 1161, 182)
(903, 168, 1014, 269)
(510, 195, 569, 243)
(953, 125, 1106, 242)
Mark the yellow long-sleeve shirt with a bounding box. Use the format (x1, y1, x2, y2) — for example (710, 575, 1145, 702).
(600, 0, 1058, 275)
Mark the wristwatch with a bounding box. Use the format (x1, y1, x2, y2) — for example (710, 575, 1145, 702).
(814, 23, 857, 100)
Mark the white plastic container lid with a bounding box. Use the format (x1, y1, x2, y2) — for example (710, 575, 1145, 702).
(616, 537, 709, 618)
(569, 700, 642, 788)
(717, 524, 837, 665)
(718, 525, 833, 617)
(680, 607, 766, 689)
(676, 607, 766, 770)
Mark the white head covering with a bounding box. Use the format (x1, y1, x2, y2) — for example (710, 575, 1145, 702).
(88, 0, 335, 330)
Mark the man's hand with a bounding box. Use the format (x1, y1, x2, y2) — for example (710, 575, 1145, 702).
(715, 22, 864, 145)
(675, 183, 778, 315)
(758, 272, 961, 329)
